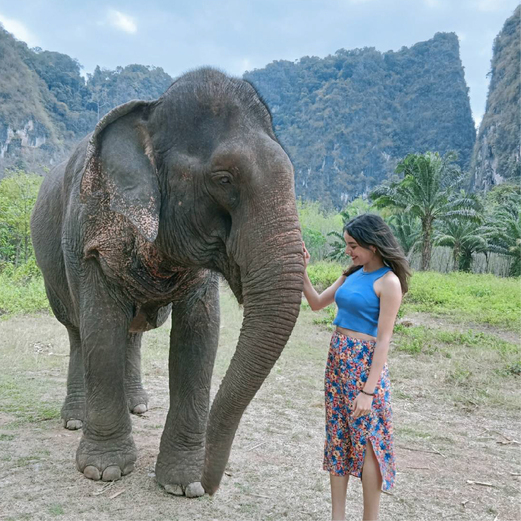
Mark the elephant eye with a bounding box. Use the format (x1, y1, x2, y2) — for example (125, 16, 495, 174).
(211, 171, 233, 186)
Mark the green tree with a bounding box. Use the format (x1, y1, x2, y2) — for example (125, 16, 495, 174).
(434, 218, 487, 271)
(371, 152, 478, 271)
(481, 190, 521, 276)
(297, 199, 342, 261)
(388, 213, 422, 261)
(0, 170, 43, 266)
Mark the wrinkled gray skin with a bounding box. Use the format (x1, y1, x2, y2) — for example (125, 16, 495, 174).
(30, 68, 304, 497)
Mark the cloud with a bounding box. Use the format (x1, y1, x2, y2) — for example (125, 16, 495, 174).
(476, 0, 509, 12)
(106, 9, 137, 34)
(0, 12, 38, 46)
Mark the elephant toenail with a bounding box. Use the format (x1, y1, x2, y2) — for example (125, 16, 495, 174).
(65, 419, 83, 430)
(84, 466, 101, 481)
(164, 484, 184, 496)
(185, 482, 205, 498)
(102, 466, 122, 481)
(122, 463, 135, 475)
(132, 404, 147, 414)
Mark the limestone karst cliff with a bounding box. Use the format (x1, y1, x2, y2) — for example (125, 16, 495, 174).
(470, 5, 520, 191)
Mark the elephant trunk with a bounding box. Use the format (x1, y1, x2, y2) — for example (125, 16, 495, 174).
(201, 210, 304, 494)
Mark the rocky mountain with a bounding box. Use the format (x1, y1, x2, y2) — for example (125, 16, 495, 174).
(470, 5, 520, 191)
(245, 32, 476, 208)
(0, 26, 173, 177)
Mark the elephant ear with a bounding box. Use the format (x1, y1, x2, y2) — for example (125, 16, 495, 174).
(80, 100, 160, 242)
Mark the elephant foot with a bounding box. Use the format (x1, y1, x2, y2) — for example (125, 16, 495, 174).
(155, 447, 206, 498)
(126, 387, 149, 415)
(76, 434, 137, 482)
(61, 399, 85, 430)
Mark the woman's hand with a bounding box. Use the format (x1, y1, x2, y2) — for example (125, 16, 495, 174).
(352, 392, 373, 418)
(302, 241, 311, 267)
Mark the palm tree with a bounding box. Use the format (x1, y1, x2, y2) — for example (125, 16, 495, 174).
(388, 213, 422, 261)
(434, 219, 488, 272)
(371, 152, 479, 271)
(481, 191, 521, 276)
(434, 193, 486, 272)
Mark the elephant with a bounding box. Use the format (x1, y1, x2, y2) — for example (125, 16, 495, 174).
(30, 68, 304, 497)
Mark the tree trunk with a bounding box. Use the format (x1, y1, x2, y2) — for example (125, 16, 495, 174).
(421, 218, 433, 271)
(453, 244, 460, 272)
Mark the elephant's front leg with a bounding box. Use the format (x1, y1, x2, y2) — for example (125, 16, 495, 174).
(76, 262, 136, 482)
(156, 273, 220, 498)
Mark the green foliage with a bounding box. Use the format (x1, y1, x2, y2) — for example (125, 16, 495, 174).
(245, 32, 475, 207)
(0, 268, 49, 316)
(0, 170, 42, 266)
(306, 260, 344, 290)
(388, 213, 422, 259)
(297, 199, 343, 261)
(433, 192, 487, 272)
(481, 188, 521, 276)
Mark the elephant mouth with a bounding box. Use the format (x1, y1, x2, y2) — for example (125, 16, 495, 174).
(223, 260, 243, 304)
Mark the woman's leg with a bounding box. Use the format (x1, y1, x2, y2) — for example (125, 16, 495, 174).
(330, 474, 349, 521)
(361, 442, 383, 520)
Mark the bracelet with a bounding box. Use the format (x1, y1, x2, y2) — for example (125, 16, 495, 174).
(361, 389, 375, 396)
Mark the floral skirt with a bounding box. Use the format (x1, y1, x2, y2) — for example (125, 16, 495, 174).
(323, 331, 396, 491)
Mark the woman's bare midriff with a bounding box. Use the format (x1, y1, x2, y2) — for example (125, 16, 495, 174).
(335, 326, 376, 342)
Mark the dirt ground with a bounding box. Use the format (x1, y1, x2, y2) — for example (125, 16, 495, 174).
(0, 289, 519, 521)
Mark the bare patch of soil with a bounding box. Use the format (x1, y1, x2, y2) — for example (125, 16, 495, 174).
(0, 296, 519, 520)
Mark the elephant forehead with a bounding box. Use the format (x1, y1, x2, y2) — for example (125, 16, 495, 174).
(210, 133, 292, 172)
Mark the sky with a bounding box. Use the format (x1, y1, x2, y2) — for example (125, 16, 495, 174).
(0, 0, 519, 128)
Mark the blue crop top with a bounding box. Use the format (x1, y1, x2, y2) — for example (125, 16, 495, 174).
(333, 265, 392, 337)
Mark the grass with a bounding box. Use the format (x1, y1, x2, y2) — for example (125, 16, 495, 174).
(0, 271, 50, 316)
(0, 375, 61, 425)
(402, 271, 521, 332)
(393, 324, 519, 355)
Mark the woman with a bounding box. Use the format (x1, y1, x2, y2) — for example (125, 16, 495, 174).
(303, 214, 410, 521)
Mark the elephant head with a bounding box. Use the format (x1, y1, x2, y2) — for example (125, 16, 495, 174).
(79, 68, 304, 493)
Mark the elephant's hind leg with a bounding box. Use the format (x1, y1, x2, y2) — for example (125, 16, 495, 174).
(125, 332, 149, 415)
(156, 271, 220, 498)
(62, 326, 85, 430)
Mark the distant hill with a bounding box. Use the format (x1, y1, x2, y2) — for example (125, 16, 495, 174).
(0, 26, 173, 176)
(245, 32, 476, 207)
(470, 5, 520, 191)
(0, 27, 482, 207)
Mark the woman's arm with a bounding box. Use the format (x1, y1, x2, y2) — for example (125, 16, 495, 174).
(352, 273, 402, 417)
(302, 243, 345, 311)
(303, 271, 345, 311)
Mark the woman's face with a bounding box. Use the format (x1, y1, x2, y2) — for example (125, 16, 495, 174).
(344, 231, 375, 266)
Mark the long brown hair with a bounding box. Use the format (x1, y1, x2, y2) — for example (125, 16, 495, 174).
(342, 214, 411, 294)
